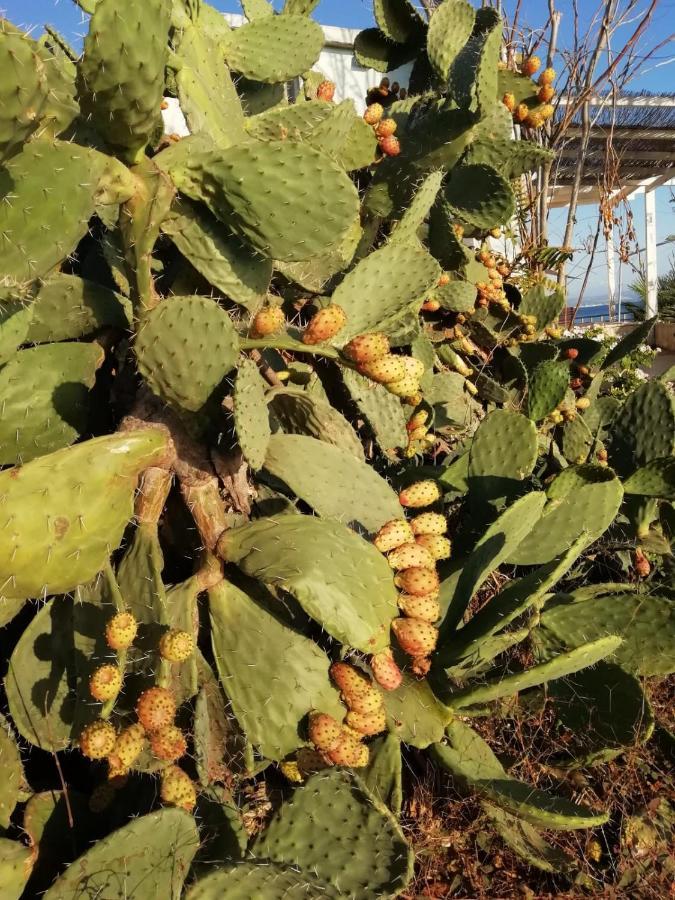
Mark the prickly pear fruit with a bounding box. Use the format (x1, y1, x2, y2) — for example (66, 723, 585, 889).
(515, 103, 529, 122)
(399, 480, 442, 508)
(346, 683, 384, 716)
(363, 103, 383, 124)
(410, 512, 447, 535)
(407, 410, 429, 432)
(421, 298, 441, 312)
(358, 354, 407, 384)
(329, 661, 372, 699)
(502, 92, 516, 111)
(150, 724, 187, 761)
(80, 720, 117, 760)
(538, 84, 555, 102)
(105, 611, 138, 650)
(159, 629, 194, 663)
(160, 765, 197, 812)
(374, 518, 415, 553)
(539, 67, 556, 85)
(376, 118, 396, 137)
(280, 760, 304, 783)
(89, 664, 123, 702)
(411, 656, 432, 677)
(415, 534, 451, 561)
(343, 332, 389, 363)
(392, 617, 438, 656)
(252, 305, 285, 337)
(327, 729, 367, 767)
(370, 649, 403, 691)
(110, 723, 146, 769)
(575, 397, 591, 410)
(634, 547, 650, 578)
(379, 134, 400, 156)
(386, 374, 420, 398)
(107, 756, 129, 785)
(564, 348, 579, 360)
(400, 357, 425, 380)
(398, 592, 441, 623)
(302, 304, 347, 344)
(345, 708, 386, 736)
(316, 80, 335, 101)
(387, 541, 435, 570)
(395, 566, 440, 596)
(522, 55, 541, 76)
(308, 712, 342, 752)
(136, 687, 176, 733)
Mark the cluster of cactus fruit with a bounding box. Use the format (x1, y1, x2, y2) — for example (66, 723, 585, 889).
(0, 0, 673, 897)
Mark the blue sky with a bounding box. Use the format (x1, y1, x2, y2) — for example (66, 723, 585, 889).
(3, 0, 673, 307)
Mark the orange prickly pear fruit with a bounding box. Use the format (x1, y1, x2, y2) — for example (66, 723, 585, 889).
(150, 724, 188, 762)
(398, 592, 441, 623)
(317, 80, 335, 101)
(343, 332, 390, 364)
(80, 720, 117, 760)
(392, 617, 438, 656)
(538, 84, 555, 103)
(539, 67, 556, 85)
(327, 729, 368, 767)
(399, 480, 442, 508)
(395, 566, 440, 596)
(502, 92, 516, 111)
(379, 134, 400, 156)
(308, 712, 343, 752)
(345, 708, 386, 736)
(370, 649, 403, 691)
(522, 56, 541, 76)
(136, 686, 176, 733)
(252, 305, 285, 337)
(364, 103, 384, 125)
(329, 662, 371, 700)
(159, 629, 194, 663)
(89, 664, 123, 702)
(421, 298, 441, 312)
(515, 103, 529, 122)
(376, 118, 397, 137)
(110, 723, 146, 769)
(374, 518, 414, 553)
(302, 304, 347, 344)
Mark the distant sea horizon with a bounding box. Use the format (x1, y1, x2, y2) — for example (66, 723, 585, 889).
(565, 300, 641, 322)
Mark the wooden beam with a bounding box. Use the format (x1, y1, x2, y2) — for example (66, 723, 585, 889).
(559, 149, 675, 161)
(566, 126, 675, 140)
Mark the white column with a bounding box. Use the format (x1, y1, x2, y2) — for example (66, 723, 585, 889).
(644, 188, 658, 318)
(606, 232, 616, 320)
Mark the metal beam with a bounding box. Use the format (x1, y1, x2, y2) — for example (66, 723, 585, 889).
(644, 189, 658, 319)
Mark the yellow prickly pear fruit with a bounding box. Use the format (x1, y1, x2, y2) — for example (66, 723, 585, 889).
(89, 664, 123, 702)
(421, 298, 441, 312)
(525, 112, 545, 129)
(80, 720, 117, 760)
(363, 103, 383, 125)
(302, 304, 347, 344)
(160, 765, 197, 812)
(105, 611, 138, 650)
(386, 374, 420, 399)
(391, 617, 438, 656)
(395, 566, 440, 596)
(345, 708, 386, 736)
(359, 354, 408, 384)
(415, 534, 452, 561)
(387, 541, 435, 571)
(280, 760, 304, 783)
(159, 629, 194, 663)
(438, 272, 450, 287)
(539, 67, 556, 85)
(407, 410, 429, 432)
(374, 518, 414, 553)
(502, 92, 516, 112)
(540, 103, 555, 121)
(346, 682, 384, 716)
(522, 56, 541, 76)
(149, 724, 187, 762)
(515, 103, 529, 122)
(327, 729, 368, 767)
(398, 592, 441, 623)
(252, 305, 285, 337)
(399, 480, 442, 508)
(308, 712, 342, 752)
(343, 332, 389, 364)
(110, 723, 146, 769)
(576, 397, 591, 410)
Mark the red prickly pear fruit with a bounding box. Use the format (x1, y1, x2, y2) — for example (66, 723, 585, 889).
(363, 103, 383, 125)
(329, 661, 371, 699)
(399, 480, 442, 508)
(308, 712, 343, 752)
(79, 720, 117, 760)
(110, 723, 146, 769)
(150, 724, 187, 762)
(136, 686, 176, 733)
(400, 357, 425, 380)
(395, 567, 440, 596)
(345, 707, 386, 736)
(386, 374, 420, 399)
(358, 354, 407, 384)
(302, 304, 347, 344)
(316, 80, 335, 101)
(374, 518, 414, 553)
(415, 534, 452, 561)
(159, 629, 194, 663)
(379, 134, 400, 156)
(392, 617, 438, 656)
(343, 332, 390, 364)
(252, 305, 285, 337)
(346, 683, 384, 716)
(160, 765, 197, 812)
(387, 541, 435, 571)
(564, 348, 579, 360)
(376, 118, 396, 137)
(410, 512, 447, 535)
(398, 592, 441, 623)
(105, 611, 138, 650)
(327, 729, 367, 767)
(370, 650, 402, 691)
(89, 664, 123, 702)
(522, 55, 541, 76)
(411, 656, 432, 677)
(634, 548, 650, 578)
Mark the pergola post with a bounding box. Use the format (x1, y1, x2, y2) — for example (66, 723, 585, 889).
(606, 233, 616, 319)
(644, 187, 658, 319)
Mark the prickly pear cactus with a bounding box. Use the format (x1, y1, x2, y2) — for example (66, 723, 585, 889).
(0, 0, 672, 896)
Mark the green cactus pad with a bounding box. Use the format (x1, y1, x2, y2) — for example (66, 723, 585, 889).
(354, 28, 417, 72)
(44, 809, 199, 899)
(610, 381, 675, 476)
(0, 343, 103, 464)
(0, 713, 23, 829)
(5, 595, 103, 749)
(186, 862, 341, 900)
(427, 0, 475, 80)
(255, 770, 414, 898)
(443, 164, 515, 230)
(0, 429, 168, 601)
(269, 389, 364, 459)
(466, 138, 554, 180)
(0, 21, 50, 160)
(332, 241, 441, 342)
(518, 284, 565, 331)
(389, 171, 444, 246)
(342, 369, 409, 451)
(263, 434, 401, 531)
(233, 358, 271, 469)
(209, 579, 342, 760)
(374, 0, 425, 43)
(435, 280, 476, 312)
(0, 140, 133, 285)
(168, 140, 359, 262)
(539, 593, 675, 677)
(362, 733, 403, 814)
(527, 360, 569, 420)
(428, 198, 473, 271)
(0, 839, 32, 900)
(601, 317, 656, 369)
(446, 635, 622, 708)
(432, 720, 609, 830)
(218, 514, 398, 652)
(308, 100, 378, 172)
(468, 409, 538, 486)
(498, 68, 539, 105)
(383, 673, 452, 748)
(0, 298, 32, 365)
(427, 371, 481, 428)
(561, 414, 594, 464)
(224, 16, 323, 82)
(508, 465, 623, 565)
(246, 100, 334, 142)
(77, 0, 170, 159)
(174, 23, 246, 147)
(623, 458, 675, 498)
(27, 275, 131, 342)
(135, 296, 239, 411)
(449, 8, 502, 113)
(483, 805, 574, 874)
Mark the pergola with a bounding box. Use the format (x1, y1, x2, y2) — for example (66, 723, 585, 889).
(549, 93, 675, 319)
